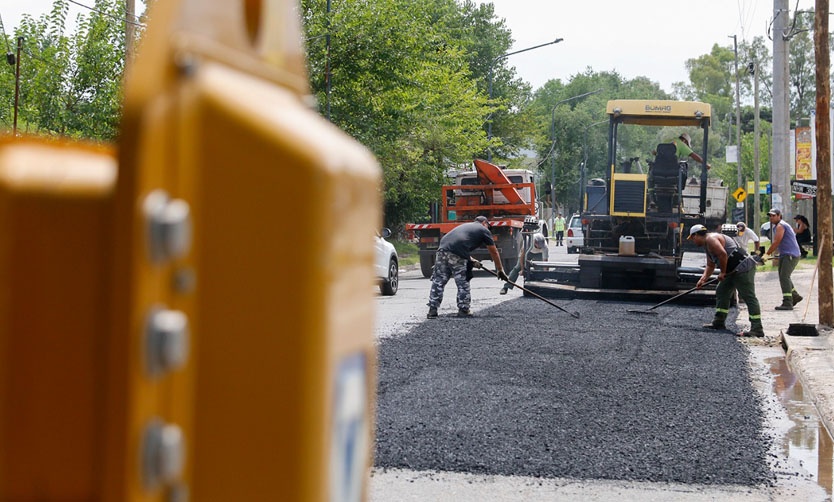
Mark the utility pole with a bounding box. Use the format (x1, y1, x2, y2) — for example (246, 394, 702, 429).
(13, 36, 22, 136)
(772, 0, 791, 218)
(125, 0, 136, 63)
(752, 60, 761, 233)
(813, 0, 832, 326)
(325, 0, 332, 121)
(732, 35, 742, 192)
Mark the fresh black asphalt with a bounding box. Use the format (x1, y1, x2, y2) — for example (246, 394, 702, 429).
(375, 296, 773, 486)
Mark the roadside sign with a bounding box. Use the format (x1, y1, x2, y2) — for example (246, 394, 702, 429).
(791, 179, 817, 197)
(732, 187, 747, 202)
(746, 181, 770, 195)
(726, 145, 738, 163)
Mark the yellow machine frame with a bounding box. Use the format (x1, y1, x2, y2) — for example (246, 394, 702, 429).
(605, 99, 712, 218)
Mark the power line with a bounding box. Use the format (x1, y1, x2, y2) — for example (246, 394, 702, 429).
(66, 0, 146, 28)
(736, 0, 758, 41)
(0, 12, 12, 55)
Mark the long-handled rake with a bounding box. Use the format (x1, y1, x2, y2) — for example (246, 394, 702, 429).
(627, 277, 718, 315)
(479, 266, 580, 318)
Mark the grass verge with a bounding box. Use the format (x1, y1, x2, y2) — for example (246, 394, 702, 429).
(392, 240, 420, 267)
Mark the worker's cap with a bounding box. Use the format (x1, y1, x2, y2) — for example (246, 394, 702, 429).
(474, 215, 491, 227)
(679, 132, 692, 144)
(533, 233, 546, 248)
(768, 208, 782, 216)
(793, 214, 803, 220)
(736, 221, 746, 230)
(687, 224, 708, 239)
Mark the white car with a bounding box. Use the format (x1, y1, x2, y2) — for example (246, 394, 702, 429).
(566, 214, 584, 254)
(375, 228, 399, 295)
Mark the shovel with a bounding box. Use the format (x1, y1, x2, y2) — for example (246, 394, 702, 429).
(627, 277, 719, 315)
(474, 261, 580, 318)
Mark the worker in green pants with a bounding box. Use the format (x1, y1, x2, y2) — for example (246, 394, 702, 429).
(688, 224, 763, 338)
(764, 208, 803, 310)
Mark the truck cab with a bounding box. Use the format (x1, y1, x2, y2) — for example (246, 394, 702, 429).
(407, 160, 546, 278)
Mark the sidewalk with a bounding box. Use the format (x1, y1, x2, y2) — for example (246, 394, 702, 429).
(754, 259, 834, 436)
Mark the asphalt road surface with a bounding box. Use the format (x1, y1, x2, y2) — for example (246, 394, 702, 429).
(371, 246, 828, 501)
(376, 294, 770, 484)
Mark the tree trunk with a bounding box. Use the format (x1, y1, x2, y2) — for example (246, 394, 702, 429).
(814, 0, 832, 326)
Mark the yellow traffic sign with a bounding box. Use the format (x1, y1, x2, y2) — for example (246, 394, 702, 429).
(732, 187, 747, 202)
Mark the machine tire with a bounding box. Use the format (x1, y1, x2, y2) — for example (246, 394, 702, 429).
(420, 254, 435, 278)
(380, 258, 399, 296)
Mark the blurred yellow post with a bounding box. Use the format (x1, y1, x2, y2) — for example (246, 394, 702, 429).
(0, 140, 116, 500)
(0, 0, 380, 500)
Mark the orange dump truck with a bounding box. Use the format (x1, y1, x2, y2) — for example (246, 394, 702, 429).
(406, 159, 546, 277)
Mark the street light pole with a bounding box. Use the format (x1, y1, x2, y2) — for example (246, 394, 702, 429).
(548, 88, 603, 230)
(751, 60, 761, 234)
(325, 0, 332, 121)
(731, 34, 742, 192)
(13, 36, 22, 136)
(581, 119, 608, 211)
(487, 37, 563, 161)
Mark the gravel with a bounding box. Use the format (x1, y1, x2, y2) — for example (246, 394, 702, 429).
(375, 296, 773, 486)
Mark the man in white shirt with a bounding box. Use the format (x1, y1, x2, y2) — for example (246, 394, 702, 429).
(734, 222, 762, 258)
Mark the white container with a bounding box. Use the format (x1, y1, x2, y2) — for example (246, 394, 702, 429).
(619, 235, 636, 256)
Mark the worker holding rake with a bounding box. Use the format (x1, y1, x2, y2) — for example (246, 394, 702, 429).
(688, 224, 764, 338)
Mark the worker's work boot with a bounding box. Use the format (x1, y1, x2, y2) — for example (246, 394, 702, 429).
(499, 287, 508, 295)
(738, 325, 765, 338)
(792, 291, 804, 306)
(775, 297, 794, 310)
(427, 307, 438, 319)
(703, 312, 727, 330)
(457, 308, 473, 318)
(702, 319, 726, 330)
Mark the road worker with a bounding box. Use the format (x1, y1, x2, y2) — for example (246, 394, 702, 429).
(688, 224, 763, 337)
(427, 215, 508, 318)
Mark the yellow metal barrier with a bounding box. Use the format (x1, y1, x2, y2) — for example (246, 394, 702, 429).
(0, 139, 116, 500)
(0, 0, 380, 500)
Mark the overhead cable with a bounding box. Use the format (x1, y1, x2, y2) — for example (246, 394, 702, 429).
(66, 0, 146, 28)
(0, 13, 12, 55)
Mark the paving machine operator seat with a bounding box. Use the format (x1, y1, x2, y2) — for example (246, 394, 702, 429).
(650, 142, 684, 213)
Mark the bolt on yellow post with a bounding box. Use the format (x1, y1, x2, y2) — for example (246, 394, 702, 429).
(0, 0, 380, 501)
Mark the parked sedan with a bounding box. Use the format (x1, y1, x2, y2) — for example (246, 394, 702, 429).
(566, 214, 584, 254)
(375, 228, 399, 295)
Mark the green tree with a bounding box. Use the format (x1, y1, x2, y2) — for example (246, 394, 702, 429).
(1, 0, 127, 140)
(675, 43, 735, 122)
(530, 70, 670, 214)
(739, 36, 772, 112)
(787, 13, 816, 120)
(302, 0, 515, 228)
(412, 0, 537, 162)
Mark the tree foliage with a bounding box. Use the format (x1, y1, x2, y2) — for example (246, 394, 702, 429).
(787, 13, 817, 120)
(301, 0, 518, 228)
(528, 70, 671, 215)
(0, 0, 127, 140)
